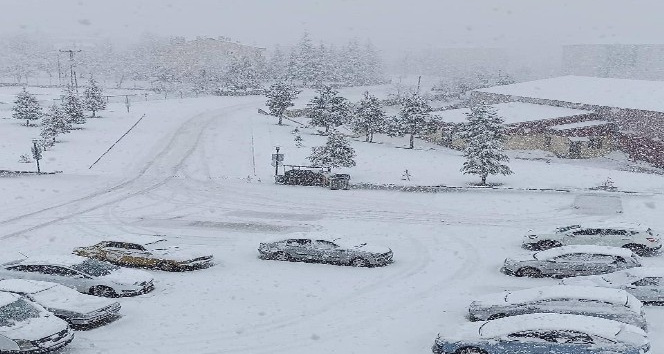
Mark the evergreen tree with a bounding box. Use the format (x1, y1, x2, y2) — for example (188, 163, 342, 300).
(83, 78, 106, 117)
(62, 85, 85, 125)
(268, 45, 287, 81)
(306, 86, 350, 134)
(390, 93, 436, 149)
(459, 102, 513, 185)
(265, 81, 300, 125)
(224, 56, 261, 91)
(352, 91, 386, 142)
(308, 132, 356, 168)
(12, 88, 42, 126)
(40, 111, 59, 147)
(48, 103, 72, 136)
(294, 32, 317, 86)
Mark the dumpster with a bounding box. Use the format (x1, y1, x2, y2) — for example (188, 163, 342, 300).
(328, 174, 351, 190)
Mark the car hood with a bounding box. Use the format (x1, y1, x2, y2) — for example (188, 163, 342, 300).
(33, 292, 117, 314)
(98, 268, 153, 285)
(343, 243, 391, 254)
(505, 254, 537, 263)
(560, 275, 611, 287)
(147, 247, 212, 262)
(0, 315, 68, 341)
(470, 292, 509, 308)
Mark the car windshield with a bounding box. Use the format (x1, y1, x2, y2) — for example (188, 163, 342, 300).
(0, 299, 40, 327)
(72, 259, 120, 277)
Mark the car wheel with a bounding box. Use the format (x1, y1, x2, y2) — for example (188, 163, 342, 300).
(456, 347, 487, 354)
(273, 252, 292, 262)
(623, 244, 647, 256)
(487, 313, 508, 320)
(515, 267, 542, 278)
(350, 258, 369, 267)
(89, 285, 118, 298)
(537, 240, 562, 250)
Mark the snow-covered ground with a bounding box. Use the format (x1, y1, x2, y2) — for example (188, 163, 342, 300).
(1, 87, 664, 353)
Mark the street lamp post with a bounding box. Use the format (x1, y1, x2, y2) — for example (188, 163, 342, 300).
(274, 146, 280, 176)
(31, 139, 42, 174)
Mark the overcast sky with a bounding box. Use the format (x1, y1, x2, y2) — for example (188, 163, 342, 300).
(3, 0, 664, 50)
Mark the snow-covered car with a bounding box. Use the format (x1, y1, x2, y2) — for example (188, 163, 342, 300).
(0, 292, 74, 353)
(467, 285, 647, 330)
(562, 267, 664, 303)
(73, 235, 214, 271)
(0, 255, 155, 298)
(258, 237, 393, 267)
(522, 224, 662, 256)
(501, 245, 641, 278)
(0, 279, 121, 328)
(431, 313, 649, 354)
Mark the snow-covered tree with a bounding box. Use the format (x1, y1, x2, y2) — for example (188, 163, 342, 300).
(459, 102, 513, 185)
(61, 85, 85, 125)
(12, 88, 42, 126)
(83, 77, 106, 117)
(267, 45, 288, 81)
(265, 81, 300, 125)
(294, 133, 303, 148)
(40, 110, 59, 147)
(223, 56, 262, 91)
(308, 132, 356, 168)
(44, 102, 71, 140)
(390, 93, 436, 149)
(352, 91, 386, 142)
(306, 86, 350, 133)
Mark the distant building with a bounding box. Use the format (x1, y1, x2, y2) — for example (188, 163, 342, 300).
(472, 75, 664, 167)
(161, 36, 265, 77)
(562, 44, 664, 80)
(435, 102, 614, 159)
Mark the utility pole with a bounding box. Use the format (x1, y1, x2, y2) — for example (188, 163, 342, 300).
(59, 49, 82, 91)
(416, 75, 422, 94)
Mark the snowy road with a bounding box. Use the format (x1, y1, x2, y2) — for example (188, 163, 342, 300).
(2, 98, 664, 354)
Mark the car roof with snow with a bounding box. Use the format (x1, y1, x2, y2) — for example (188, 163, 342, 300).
(497, 285, 640, 312)
(6, 254, 90, 267)
(97, 234, 167, 246)
(622, 267, 664, 278)
(556, 222, 652, 231)
(535, 245, 635, 259)
(0, 279, 58, 295)
(0, 292, 21, 308)
(479, 313, 646, 345)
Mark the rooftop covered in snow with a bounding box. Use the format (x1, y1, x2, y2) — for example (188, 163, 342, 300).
(476, 75, 664, 112)
(437, 102, 591, 125)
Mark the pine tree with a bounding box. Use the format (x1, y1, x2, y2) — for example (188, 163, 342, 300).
(306, 86, 350, 134)
(224, 56, 261, 91)
(294, 32, 317, 86)
(40, 112, 59, 148)
(62, 85, 85, 125)
(83, 77, 106, 117)
(308, 132, 356, 168)
(268, 45, 287, 81)
(459, 102, 513, 185)
(48, 103, 71, 136)
(12, 88, 42, 126)
(352, 91, 386, 143)
(390, 93, 436, 149)
(265, 81, 300, 125)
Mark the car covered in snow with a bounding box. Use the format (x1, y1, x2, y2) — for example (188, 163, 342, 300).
(431, 313, 649, 354)
(501, 245, 641, 278)
(0, 292, 74, 353)
(258, 237, 393, 267)
(522, 224, 662, 256)
(73, 235, 214, 271)
(562, 267, 664, 303)
(0, 255, 154, 298)
(0, 279, 121, 328)
(467, 285, 647, 330)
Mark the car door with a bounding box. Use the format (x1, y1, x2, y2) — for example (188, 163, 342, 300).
(499, 331, 558, 353)
(116, 242, 153, 267)
(4, 265, 44, 281)
(285, 239, 312, 260)
(312, 240, 344, 263)
(563, 228, 600, 246)
(40, 266, 85, 290)
(547, 254, 588, 276)
(602, 229, 631, 247)
(102, 242, 131, 263)
(627, 277, 664, 302)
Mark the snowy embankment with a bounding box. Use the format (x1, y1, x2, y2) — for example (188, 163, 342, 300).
(1, 86, 664, 354)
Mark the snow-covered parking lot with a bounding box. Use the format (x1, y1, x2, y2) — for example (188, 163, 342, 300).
(2, 93, 664, 353)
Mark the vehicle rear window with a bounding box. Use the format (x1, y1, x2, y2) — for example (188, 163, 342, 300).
(0, 299, 40, 327)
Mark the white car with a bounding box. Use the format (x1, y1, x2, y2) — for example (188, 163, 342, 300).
(0, 255, 154, 297)
(0, 292, 74, 353)
(0, 279, 121, 327)
(562, 267, 664, 303)
(522, 224, 662, 256)
(432, 313, 649, 354)
(467, 285, 647, 330)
